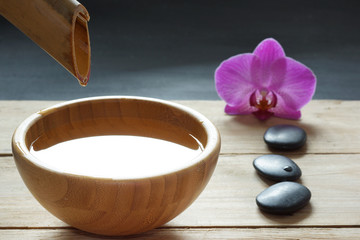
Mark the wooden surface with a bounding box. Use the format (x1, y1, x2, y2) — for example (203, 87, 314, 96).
(1, 99, 360, 239)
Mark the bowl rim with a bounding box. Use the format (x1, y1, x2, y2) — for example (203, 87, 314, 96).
(12, 96, 221, 180)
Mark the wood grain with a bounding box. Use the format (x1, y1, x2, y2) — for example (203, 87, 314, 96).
(1, 100, 360, 239)
(2, 153, 360, 228)
(1, 100, 359, 155)
(0, 0, 91, 85)
(2, 228, 360, 240)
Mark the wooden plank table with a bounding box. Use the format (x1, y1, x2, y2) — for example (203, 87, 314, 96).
(1, 100, 360, 239)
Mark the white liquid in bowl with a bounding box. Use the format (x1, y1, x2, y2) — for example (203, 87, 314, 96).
(30, 135, 203, 179)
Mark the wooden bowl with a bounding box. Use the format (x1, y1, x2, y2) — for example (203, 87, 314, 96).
(12, 96, 221, 236)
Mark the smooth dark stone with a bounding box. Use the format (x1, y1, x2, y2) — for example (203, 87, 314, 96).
(264, 125, 307, 150)
(253, 155, 302, 182)
(256, 182, 311, 215)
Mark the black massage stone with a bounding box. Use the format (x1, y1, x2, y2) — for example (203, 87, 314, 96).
(256, 181, 311, 215)
(264, 124, 307, 150)
(253, 154, 302, 182)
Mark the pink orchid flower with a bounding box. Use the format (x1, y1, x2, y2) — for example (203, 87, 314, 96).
(215, 38, 316, 120)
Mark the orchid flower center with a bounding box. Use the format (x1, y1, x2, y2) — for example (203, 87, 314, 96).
(250, 90, 277, 120)
(250, 90, 277, 110)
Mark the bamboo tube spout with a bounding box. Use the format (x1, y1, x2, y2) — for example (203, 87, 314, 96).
(0, 0, 91, 86)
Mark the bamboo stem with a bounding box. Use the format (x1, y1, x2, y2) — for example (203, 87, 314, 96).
(0, 0, 91, 86)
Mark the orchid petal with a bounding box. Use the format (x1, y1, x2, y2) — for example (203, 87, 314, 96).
(271, 94, 302, 120)
(249, 55, 263, 88)
(215, 53, 256, 106)
(253, 38, 286, 87)
(253, 38, 286, 62)
(274, 108, 301, 120)
(269, 57, 287, 88)
(253, 110, 274, 120)
(273, 58, 316, 110)
(225, 103, 254, 115)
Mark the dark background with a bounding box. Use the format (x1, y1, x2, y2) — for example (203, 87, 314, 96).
(1, 0, 359, 100)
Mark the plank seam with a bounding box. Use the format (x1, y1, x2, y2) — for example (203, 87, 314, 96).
(1, 153, 360, 157)
(219, 152, 360, 156)
(1, 225, 360, 230)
